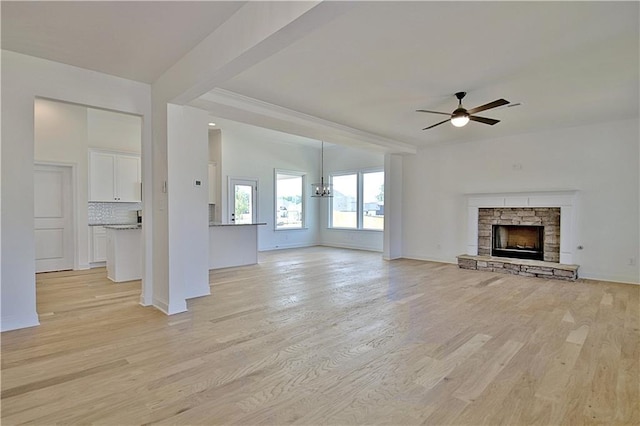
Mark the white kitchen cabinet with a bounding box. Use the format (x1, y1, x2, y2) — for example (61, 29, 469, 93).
(89, 150, 141, 202)
(208, 162, 217, 204)
(90, 226, 107, 263)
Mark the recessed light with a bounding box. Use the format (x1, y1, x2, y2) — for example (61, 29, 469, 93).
(208, 122, 216, 126)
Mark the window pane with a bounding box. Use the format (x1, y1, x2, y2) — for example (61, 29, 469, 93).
(332, 174, 357, 228)
(276, 173, 303, 229)
(363, 171, 384, 230)
(234, 184, 253, 224)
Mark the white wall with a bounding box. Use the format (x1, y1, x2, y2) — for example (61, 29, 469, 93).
(88, 108, 142, 153)
(1, 50, 152, 331)
(402, 118, 640, 284)
(320, 145, 385, 252)
(167, 105, 210, 304)
(220, 127, 320, 251)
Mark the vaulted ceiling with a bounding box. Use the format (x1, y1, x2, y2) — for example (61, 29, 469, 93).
(3, 1, 638, 151)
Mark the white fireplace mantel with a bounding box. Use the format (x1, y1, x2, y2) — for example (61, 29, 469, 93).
(466, 191, 578, 264)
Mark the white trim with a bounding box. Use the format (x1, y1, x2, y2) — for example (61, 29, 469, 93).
(152, 297, 187, 315)
(261, 242, 317, 251)
(466, 191, 578, 265)
(319, 243, 383, 253)
(1, 313, 40, 332)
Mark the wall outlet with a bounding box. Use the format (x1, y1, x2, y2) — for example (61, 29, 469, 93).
(629, 257, 636, 266)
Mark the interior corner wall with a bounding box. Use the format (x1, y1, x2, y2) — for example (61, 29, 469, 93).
(208, 129, 222, 222)
(383, 153, 403, 260)
(402, 118, 640, 284)
(220, 128, 320, 250)
(320, 145, 385, 252)
(1, 50, 152, 332)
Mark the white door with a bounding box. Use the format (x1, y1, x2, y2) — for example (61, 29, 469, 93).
(229, 178, 257, 224)
(34, 164, 74, 272)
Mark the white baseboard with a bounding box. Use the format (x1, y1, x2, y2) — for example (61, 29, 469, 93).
(319, 243, 383, 253)
(260, 242, 316, 251)
(152, 297, 187, 315)
(139, 295, 152, 307)
(398, 253, 457, 264)
(578, 274, 639, 285)
(1, 313, 40, 332)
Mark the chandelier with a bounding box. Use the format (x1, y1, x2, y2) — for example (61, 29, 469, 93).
(311, 141, 333, 197)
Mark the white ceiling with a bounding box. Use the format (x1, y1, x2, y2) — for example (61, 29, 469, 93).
(1, 1, 245, 83)
(2, 1, 638, 150)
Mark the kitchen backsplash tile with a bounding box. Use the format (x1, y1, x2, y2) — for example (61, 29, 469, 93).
(89, 202, 141, 225)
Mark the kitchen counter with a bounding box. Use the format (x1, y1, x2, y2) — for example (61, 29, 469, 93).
(90, 222, 139, 227)
(104, 224, 142, 230)
(209, 223, 265, 269)
(209, 222, 266, 227)
(106, 226, 141, 282)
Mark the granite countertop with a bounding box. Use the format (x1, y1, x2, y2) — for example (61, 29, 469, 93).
(209, 222, 267, 227)
(90, 223, 139, 227)
(103, 224, 142, 230)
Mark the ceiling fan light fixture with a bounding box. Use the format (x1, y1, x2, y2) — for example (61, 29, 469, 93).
(451, 110, 469, 127)
(418, 92, 509, 131)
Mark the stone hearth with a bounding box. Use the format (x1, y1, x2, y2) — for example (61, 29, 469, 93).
(457, 254, 578, 281)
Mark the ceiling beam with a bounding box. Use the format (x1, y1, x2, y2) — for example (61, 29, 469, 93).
(192, 89, 417, 154)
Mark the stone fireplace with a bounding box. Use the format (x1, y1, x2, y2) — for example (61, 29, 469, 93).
(478, 207, 560, 262)
(458, 192, 579, 280)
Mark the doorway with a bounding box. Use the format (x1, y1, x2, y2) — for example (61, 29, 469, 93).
(34, 163, 74, 272)
(229, 177, 257, 224)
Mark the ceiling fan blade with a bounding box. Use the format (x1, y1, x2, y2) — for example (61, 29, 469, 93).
(469, 115, 500, 126)
(416, 109, 452, 116)
(423, 119, 450, 130)
(467, 99, 509, 115)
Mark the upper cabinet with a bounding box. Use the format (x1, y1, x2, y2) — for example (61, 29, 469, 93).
(89, 150, 141, 202)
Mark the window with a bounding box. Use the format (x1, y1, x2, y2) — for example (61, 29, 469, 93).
(275, 170, 305, 229)
(331, 174, 358, 228)
(362, 171, 384, 230)
(331, 169, 384, 230)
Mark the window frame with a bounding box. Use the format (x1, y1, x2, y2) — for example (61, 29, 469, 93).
(274, 169, 306, 231)
(329, 167, 384, 231)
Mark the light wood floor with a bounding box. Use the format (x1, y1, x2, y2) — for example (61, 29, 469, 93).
(1, 247, 638, 425)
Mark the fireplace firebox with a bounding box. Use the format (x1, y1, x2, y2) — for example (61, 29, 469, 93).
(492, 225, 544, 261)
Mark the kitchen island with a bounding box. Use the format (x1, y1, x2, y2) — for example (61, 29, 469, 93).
(209, 222, 266, 269)
(105, 224, 142, 282)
